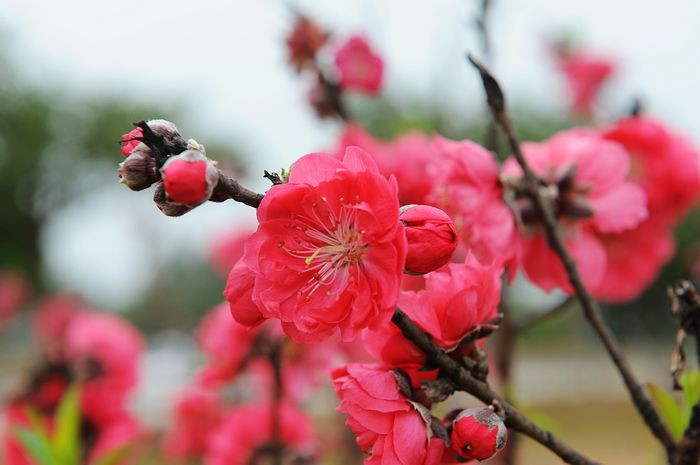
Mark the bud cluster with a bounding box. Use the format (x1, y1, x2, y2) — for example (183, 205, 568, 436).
(118, 120, 220, 216)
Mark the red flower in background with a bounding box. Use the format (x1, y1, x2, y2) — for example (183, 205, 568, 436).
(332, 364, 444, 465)
(334, 36, 384, 94)
(204, 403, 315, 465)
(336, 123, 435, 205)
(195, 303, 260, 385)
(63, 311, 144, 426)
(555, 48, 616, 116)
(503, 129, 647, 293)
(429, 136, 516, 265)
(603, 116, 700, 224)
(225, 147, 406, 343)
(162, 385, 225, 461)
(593, 217, 675, 302)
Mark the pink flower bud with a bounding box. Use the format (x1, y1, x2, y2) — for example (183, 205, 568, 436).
(161, 150, 219, 206)
(118, 151, 158, 191)
(450, 407, 506, 461)
(400, 205, 458, 274)
(334, 35, 383, 94)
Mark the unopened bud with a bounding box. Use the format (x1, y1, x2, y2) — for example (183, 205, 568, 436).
(450, 407, 506, 461)
(153, 182, 192, 217)
(160, 150, 219, 206)
(118, 151, 158, 191)
(400, 205, 458, 274)
(119, 119, 187, 159)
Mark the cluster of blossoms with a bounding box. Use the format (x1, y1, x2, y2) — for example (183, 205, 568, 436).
(286, 15, 384, 119)
(107, 14, 700, 463)
(2, 296, 145, 465)
(111, 110, 700, 465)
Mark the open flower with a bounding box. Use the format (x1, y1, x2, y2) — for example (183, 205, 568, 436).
(225, 147, 406, 343)
(503, 129, 647, 293)
(334, 36, 384, 94)
(429, 136, 516, 264)
(332, 363, 445, 465)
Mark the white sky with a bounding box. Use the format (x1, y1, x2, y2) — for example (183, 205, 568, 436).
(2, 0, 699, 308)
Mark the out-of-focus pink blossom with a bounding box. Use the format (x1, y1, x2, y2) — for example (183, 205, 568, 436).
(63, 311, 144, 426)
(555, 48, 616, 116)
(593, 217, 674, 302)
(208, 227, 254, 277)
(503, 129, 647, 293)
(334, 36, 383, 94)
(400, 205, 458, 274)
(337, 123, 435, 205)
(225, 148, 406, 343)
(204, 403, 315, 465)
(195, 303, 259, 385)
(429, 136, 516, 264)
(162, 385, 224, 461)
(603, 116, 700, 224)
(332, 363, 445, 465)
(0, 271, 28, 329)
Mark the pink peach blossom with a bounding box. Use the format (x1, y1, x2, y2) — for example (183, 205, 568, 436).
(603, 116, 700, 224)
(195, 303, 259, 385)
(332, 363, 445, 465)
(503, 129, 647, 293)
(226, 147, 406, 343)
(334, 36, 383, 94)
(555, 49, 616, 116)
(429, 136, 516, 264)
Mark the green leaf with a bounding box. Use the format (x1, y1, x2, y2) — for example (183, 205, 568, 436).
(22, 407, 49, 439)
(50, 385, 81, 465)
(13, 428, 57, 465)
(681, 370, 700, 427)
(648, 383, 686, 440)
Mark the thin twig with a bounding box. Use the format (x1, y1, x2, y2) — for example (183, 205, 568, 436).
(466, 53, 677, 459)
(451, 314, 503, 353)
(210, 170, 265, 208)
(392, 309, 602, 465)
(669, 281, 700, 465)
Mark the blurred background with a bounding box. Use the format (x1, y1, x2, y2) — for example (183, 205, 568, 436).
(2, 0, 700, 464)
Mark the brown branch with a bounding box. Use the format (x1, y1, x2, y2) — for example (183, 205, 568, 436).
(669, 281, 700, 465)
(466, 53, 677, 459)
(210, 170, 265, 208)
(451, 314, 503, 353)
(392, 309, 602, 465)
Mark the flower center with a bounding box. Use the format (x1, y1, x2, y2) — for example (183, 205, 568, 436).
(282, 196, 367, 300)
